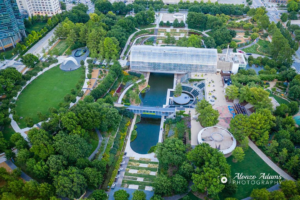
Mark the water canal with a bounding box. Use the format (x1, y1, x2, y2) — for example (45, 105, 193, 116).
(130, 73, 174, 154)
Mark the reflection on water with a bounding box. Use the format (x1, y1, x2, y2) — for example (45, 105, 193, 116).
(130, 116, 161, 154)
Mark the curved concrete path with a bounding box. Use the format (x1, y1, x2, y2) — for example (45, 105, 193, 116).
(88, 129, 102, 161)
(249, 140, 295, 181)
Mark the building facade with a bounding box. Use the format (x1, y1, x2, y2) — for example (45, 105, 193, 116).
(0, 0, 26, 50)
(130, 46, 218, 74)
(16, 0, 61, 17)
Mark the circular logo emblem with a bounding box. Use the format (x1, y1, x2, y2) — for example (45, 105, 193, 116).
(221, 176, 227, 183)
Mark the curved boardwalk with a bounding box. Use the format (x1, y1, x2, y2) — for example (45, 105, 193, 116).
(249, 140, 295, 181)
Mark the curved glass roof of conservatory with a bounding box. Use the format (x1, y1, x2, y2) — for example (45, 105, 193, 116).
(130, 46, 218, 73)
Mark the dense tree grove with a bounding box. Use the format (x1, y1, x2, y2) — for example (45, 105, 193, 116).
(7, 96, 122, 198)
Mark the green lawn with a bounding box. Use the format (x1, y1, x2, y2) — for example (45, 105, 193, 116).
(219, 148, 280, 200)
(26, 22, 47, 33)
(266, 89, 289, 105)
(243, 39, 270, 56)
(0, 48, 16, 59)
(49, 40, 69, 56)
(88, 130, 99, 156)
(15, 66, 84, 128)
(180, 191, 202, 200)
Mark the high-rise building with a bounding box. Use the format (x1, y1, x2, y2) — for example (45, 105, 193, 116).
(0, 0, 26, 50)
(16, 0, 61, 17)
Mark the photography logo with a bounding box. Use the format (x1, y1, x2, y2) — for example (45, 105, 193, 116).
(219, 174, 228, 183)
(218, 173, 282, 185)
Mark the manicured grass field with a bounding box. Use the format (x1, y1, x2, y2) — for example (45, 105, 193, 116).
(26, 22, 47, 33)
(266, 89, 289, 105)
(0, 48, 15, 59)
(219, 148, 279, 200)
(243, 39, 270, 56)
(49, 40, 69, 56)
(88, 130, 99, 156)
(15, 66, 84, 128)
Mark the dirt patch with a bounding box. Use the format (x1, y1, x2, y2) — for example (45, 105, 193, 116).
(88, 79, 96, 89)
(81, 90, 91, 100)
(0, 162, 13, 173)
(233, 32, 249, 44)
(92, 69, 99, 79)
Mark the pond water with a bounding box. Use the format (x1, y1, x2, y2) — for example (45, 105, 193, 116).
(130, 73, 174, 154)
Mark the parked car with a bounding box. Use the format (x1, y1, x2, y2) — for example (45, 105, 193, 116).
(121, 161, 125, 165)
(119, 168, 124, 171)
(246, 53, 252, 55)
(111, 183, 116, 189)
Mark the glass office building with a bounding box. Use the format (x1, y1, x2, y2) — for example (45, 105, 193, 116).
(130, 46, 218, 73)
(0, 0, 26, 50)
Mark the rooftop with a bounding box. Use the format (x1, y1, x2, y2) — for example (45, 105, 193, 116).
(198, 126, 236, 155)
(130, 46, 218, 65)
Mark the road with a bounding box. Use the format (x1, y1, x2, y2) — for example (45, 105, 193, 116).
(78, 0, 95, 14)
(25, 26, 57, 57)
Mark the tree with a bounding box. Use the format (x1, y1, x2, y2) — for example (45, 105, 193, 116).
(266, 140, 278, 157)
(21, 54, 39, 68)
(172, 174, 188, 194)
(156, 138, 186, 168)
(289, 101, 299, 115)
(187, 143, 230, 197)
(168, 6, 174, 13)
(53, 133, 91, 163)
(151, 195, 164, 200)
(250, 33, 259, 40)
(274, 104, 291, 118)
(277, 148, 288, 164)
(66, 29, 77, 46)
(153, 175, 173, 196)
(10, 133, 28, 150)
(174, 83, 182, 97)
(178, 161, 194, 180)
(99, 37, 120, 61)
(33, 160, 49, 179)
(250, 188, 270, 200)
(232, 147, 245, 162)
(16, 149, 30, 165)
(27, 128, 54, 160)
(269, 190, 286, 200)
(281, 13, 288, 22)
(229, 41, 237, 48)
(83, 167, 103, 189)
(91, 189, 108, 200)
(114, 189, 129, 200)
(225, 85, 239, 100)
(46, 155, 68, 177)
(288, 0, 298, 12)
(132, 190, 146, 200)
(280, 180, 299, 197)
(164, 33, 176, 45)
(203, 37, 216, 48)
(53, 167, 87, 199)
(198, 105, 219, 127)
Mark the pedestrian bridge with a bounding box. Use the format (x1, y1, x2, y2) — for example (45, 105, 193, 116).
(126, 105, 176, 116)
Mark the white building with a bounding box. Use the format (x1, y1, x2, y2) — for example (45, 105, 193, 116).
(217, 52, 247, 74)
(16, 0, 61, 17)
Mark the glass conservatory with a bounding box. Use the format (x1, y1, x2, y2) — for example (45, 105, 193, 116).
(130, 46, 218, 73)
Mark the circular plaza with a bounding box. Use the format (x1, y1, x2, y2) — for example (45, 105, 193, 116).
(198, 126, 236, 156)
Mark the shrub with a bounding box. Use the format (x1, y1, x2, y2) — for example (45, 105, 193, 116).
(131, 130, 137, 142)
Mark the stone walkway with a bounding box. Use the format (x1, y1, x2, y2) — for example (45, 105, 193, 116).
(249, 140, 295, 181)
